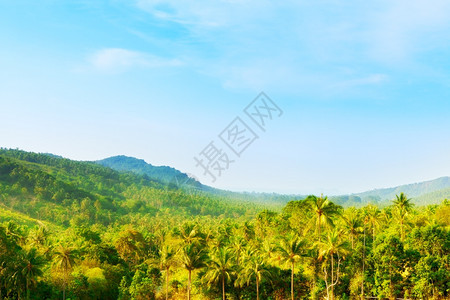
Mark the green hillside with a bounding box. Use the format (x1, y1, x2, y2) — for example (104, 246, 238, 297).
(354, 177, 450, 204)
(96, 155, 206, 190)
(0, 149, 261, 227)
(329, 177, 450, 206)
(0, 148, 448, 300)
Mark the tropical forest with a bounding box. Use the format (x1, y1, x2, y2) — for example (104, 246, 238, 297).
(0, 148, 448, 299)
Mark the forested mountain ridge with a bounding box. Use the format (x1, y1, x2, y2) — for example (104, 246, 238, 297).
(330, 177, 450, 206)
(0, 148, 260, 227)
(96, 155, 206, 191)
(357, 176, 449, 199)
(96, 154, 449, 207)
(95, 155, 306, 206)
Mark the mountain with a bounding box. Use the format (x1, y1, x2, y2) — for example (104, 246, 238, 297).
(95, 155, 309, 206)
(0, 148, 261, 227)
(331, 177, 450, 206)
(1, 148, 448, 212)
(96, 155, 205, 191)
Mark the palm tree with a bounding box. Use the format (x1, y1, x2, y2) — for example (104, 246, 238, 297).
(393, 193, 413, 241)
(181, 242, 208, 300)
(159, 245, 177, 300)
(231, 236, 246, 266)
(318, 230, 350, 300)
(177, 222, 205, 246)
(274, 237, 308, 300)
(18, 248, 45, 300)
(364, 205, 381, 239)
(29, 226, 49, 248)
(308, 195, 340, 241)
(53, 245, 78, 300)
(203, 247, 235, 300)
(236, 250, 271, 300)
(342, 209, 363, 249)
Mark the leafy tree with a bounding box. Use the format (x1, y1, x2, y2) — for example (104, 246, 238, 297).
(115, 228, 146, 266)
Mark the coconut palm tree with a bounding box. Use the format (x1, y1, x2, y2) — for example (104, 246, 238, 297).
(308, 195, 340, 241)
(159, 245, 177, 300)
(17, 248, 45, 300)
(29, 226, 49, 248)
(230, 236, 246, 266)
(318, 230, 350, 300)
(364, 204, 381, 239)
(181, 242, 208, 300)
(203, 247, 235, 300)
(53, 245, 78, 300)
(236, 250, 271, 300)
(342, 209, 363, 249)
(393, 193, 413, 241)
(274, 237, 308, 300)
(177, 222, 205, 246)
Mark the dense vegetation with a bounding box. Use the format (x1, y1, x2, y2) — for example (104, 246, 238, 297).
(0, 149, 449, 299)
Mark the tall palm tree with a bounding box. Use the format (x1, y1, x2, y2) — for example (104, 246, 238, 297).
(318, 230, 350, 300)
(203, 247, 235, 300)
(342, 210, 363, 249)
(53, 245, 78, 300)
(308, 195, 340, 241)
(159, 245, 177, 300)
(393, 193, 413, 241)
(236, 250, 271, 300)
(274, 237, 308, 300)
(17, 248, 45, 300)
(364, 205, 381, 239)
(181, 242, 208, 300)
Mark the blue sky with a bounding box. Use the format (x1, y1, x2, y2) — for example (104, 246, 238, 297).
(1, 0, 449, 195)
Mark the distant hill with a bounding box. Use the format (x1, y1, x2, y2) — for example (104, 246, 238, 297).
(94, 155, 300, 206)
(331, 177, 450, 206)
(96, 155, 205, 191)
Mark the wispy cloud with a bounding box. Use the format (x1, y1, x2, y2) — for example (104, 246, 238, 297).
(130, 0, 450, 95)
(88, 48, 182, 73)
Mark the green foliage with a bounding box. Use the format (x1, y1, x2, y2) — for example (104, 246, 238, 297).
(0, 149, 449, 299)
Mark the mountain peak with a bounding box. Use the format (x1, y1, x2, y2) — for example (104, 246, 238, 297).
(96, 155, 203, 189)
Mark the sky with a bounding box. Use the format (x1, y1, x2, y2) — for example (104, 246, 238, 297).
(1, 0, 449, 195)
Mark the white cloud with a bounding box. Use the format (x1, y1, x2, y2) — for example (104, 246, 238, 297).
(89, 48, 182, 72)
